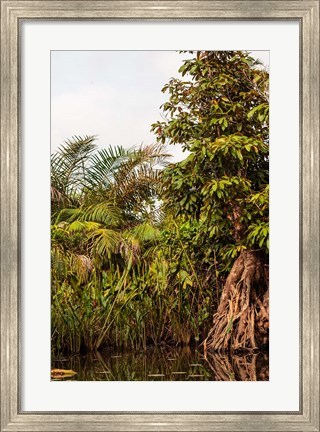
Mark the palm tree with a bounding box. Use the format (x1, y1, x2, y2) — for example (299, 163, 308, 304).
(51, 136, 169, 280)
(84, 142, 170, 220)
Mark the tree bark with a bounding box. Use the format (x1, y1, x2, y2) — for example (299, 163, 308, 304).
(204, 249, 269, 352)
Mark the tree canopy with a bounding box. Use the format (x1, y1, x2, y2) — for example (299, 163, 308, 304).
(152, 51, 269, 270)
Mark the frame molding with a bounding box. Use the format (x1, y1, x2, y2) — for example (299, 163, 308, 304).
(1, 1, 319, 431)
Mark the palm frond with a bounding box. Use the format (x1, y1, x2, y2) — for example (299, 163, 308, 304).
(51, 135, 97, 206)
(88, 228, 122, 257)
(56, 135, 97, 163)
(128, 221, 161, 243)
(68, 220, 102, 232)
(105, 143, 169, 211)
(86, 145, 135, 189)
(86, 142, 170, 196)
(53, 208, 82, 224)
(80, 202, 123, 227)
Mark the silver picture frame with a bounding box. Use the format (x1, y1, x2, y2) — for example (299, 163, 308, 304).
(1, 1, 319, 431)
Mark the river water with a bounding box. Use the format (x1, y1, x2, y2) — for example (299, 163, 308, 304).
(52, 346, 269, 381)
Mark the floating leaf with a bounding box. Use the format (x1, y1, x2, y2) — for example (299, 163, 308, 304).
(51, 369, 77, 378)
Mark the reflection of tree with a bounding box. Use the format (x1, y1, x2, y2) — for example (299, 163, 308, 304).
(204, 351, 269, 381)
(53, 347, 268, 381)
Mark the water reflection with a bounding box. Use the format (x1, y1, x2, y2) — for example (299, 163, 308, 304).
(204, 351, 269, 381)
(52, 346, 268, 381)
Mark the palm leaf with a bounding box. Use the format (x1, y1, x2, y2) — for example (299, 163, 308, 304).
(68, 220, 101, 232)
(51, 135, 97, 207)
(86, 145, 135, 189)
(129, 221, 161, 243)
(80, 202, 123, 227)
(87, 228, 122, 256)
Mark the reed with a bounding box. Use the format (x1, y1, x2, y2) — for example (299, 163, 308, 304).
(51, 239, 216, 354)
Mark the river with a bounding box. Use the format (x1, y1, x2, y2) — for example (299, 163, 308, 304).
(52, 345, 269, 381)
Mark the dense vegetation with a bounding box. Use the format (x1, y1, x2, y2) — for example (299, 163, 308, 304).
(51, 51, 269, 355)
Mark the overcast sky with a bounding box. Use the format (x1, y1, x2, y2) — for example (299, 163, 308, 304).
(51, 50, 269, 161)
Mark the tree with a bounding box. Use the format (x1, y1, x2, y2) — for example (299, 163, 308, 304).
(152, 51, 269, 352)
(51, 137, 168, 296)
(51, 138, 171, 351)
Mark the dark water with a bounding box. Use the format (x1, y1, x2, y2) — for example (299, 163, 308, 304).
(52, 346, 269, 381)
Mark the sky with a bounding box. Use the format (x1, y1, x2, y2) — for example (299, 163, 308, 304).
(51, 50, 269, 162)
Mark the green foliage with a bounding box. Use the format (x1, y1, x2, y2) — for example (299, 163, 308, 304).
(152, 51, 269, 264)
(51, 136, 216, 353)
(51, 222, 216, 353)
(52, 51, 269, 355)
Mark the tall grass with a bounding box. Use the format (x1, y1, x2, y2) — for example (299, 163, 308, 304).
(51, 237, 216, 354)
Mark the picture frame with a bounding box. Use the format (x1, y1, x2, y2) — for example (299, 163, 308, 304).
(1, 1, 319, 430)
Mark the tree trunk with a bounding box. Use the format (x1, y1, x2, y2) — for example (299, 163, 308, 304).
(204, 249, 269, 352)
